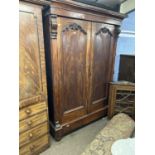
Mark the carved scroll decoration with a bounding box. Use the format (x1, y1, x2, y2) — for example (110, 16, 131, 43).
(62, 23, 87, 35)
(50, 15, 58, 39)
(96, 27, 112, 36)
(115, 27, 121, 35)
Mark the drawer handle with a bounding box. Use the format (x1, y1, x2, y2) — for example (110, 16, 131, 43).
(29, 133, 33, 139)
(29, 145, 35, 152)
(27, 120, 32, 126)
(25, 109, 31, 115)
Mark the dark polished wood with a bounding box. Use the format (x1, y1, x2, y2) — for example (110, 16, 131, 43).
(43, 1, 125, 140)
(49, 0, 125, 19)
(57, 17, 91, 124)
(50, 106, 108, 141)
(118, 54, 135, 83)
(88, 23, 115, 113)
(19, 1, 50, 154)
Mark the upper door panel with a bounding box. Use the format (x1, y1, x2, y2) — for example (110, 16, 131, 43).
(89, 22, 115, 112)
(19, 4, 47, 108)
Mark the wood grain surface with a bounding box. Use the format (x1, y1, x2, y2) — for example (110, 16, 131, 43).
(19, 1, 49, 153)
(43, 1, 125, 140)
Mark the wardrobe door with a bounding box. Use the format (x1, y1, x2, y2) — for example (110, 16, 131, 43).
(88, 22, 115, 113)
(19, 3, 47, 108)
(57, 17, 91, 124)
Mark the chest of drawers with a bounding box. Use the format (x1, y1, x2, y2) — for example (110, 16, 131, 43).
(19, 102, 49, 155)
(19, 1, 50, 154)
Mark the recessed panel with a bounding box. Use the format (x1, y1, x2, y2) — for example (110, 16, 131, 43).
(19, 12, 41, 100)
(59, 18, 89, 114)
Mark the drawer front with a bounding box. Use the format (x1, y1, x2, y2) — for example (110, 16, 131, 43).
(20, 134, 49, 155)
(20, 111, 47, 133)
(19, 102, 47, 121)
(20, 122, 48, 147)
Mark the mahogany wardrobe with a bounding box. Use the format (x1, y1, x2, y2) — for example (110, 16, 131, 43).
(43, 0, 125, 140)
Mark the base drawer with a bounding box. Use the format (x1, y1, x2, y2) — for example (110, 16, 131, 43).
(20, 122, 48, 147)
(19, 102, 47, 121)
(19, 134, 49, 155)
(20, 111, 47, 133)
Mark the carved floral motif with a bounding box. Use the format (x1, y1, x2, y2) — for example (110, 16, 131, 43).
(62, 23, 87, 35)
(96, 27, 112, 36)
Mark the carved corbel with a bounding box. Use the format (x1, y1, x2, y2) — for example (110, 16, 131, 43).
(50, 15, 58, 39)
(115, 26, 121, 38)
